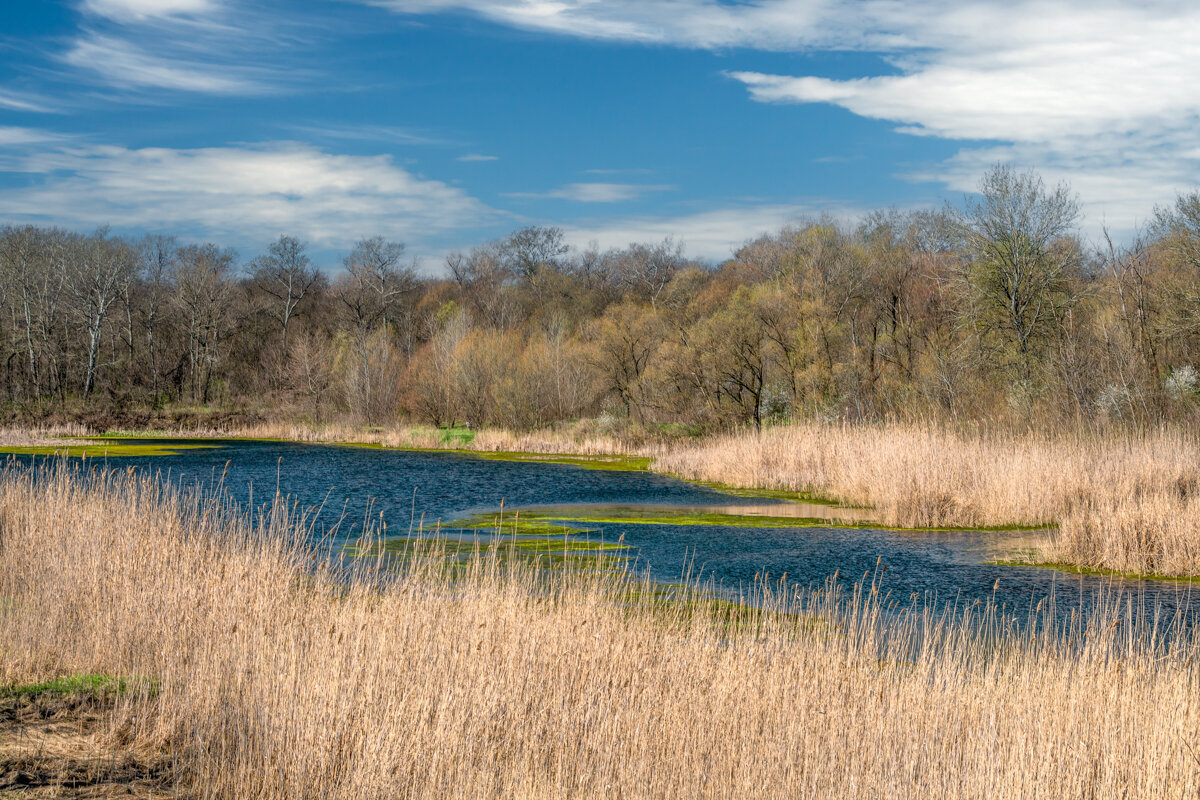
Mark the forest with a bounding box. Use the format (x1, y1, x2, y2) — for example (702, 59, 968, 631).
(4, 164, 1200, 433)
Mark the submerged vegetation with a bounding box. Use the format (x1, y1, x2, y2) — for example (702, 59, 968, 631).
(2, 463, 1200, 798)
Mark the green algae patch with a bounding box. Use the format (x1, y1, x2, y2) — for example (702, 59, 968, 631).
(989, 558, 1200, 584)
(434, 449, 650, 471)
(346, 534, 631, 572)
(687, 480, 860, 507)
(488, 505, 880, 530)
(2, 439, 221, 457)
(450, 513, 600, 538)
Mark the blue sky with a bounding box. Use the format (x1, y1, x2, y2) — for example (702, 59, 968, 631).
(1, 0, 1196, 270)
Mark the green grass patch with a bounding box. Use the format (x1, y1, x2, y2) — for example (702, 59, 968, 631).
(467, 505, 1054, 533)
(1, 673, 155, 699)
(450, 513, 600, 538)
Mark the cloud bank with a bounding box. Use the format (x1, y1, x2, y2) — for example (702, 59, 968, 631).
(0, 131, 493, 250)
(374, 0, 1200, 230)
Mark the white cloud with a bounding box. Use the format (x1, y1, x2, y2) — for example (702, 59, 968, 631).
(288, 124, 450, 146)
(0, 127, 71, 147)
(368, 0, 832, 49)
(371, 1, 1200, 235)
(63, 32, 268, 93)
(0, 91, 56, 114)
(508, 182, 673, 203)
(82, 0, 219, 23)
(562, 203, 865, 261)
(0, 136, 494, 248)
(726, 3, 1200, 145)
(458, 153, 499, 162)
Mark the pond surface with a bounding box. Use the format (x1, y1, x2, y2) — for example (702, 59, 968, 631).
(22, 438, 1200, 623)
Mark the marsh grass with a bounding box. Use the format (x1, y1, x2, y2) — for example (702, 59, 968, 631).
(2, 460, 1200, 797)
(656, 423, 1200, 576)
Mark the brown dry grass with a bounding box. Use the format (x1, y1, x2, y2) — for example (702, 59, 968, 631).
(0, 689, 174, 798)
(132, 420, 642, 457)
(2, 462, 1200, 798)
(655, 423, 1200, 576)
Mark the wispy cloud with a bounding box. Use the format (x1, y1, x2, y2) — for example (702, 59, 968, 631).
(63, 32, 269, 94)
(82, 0, 221, 23)
(0, 90, 57, 114)
(62, 0, 302, 96)
(367, 0, 831, 50)
(507, 182, 672, 203)
(458, 153, 498, 162)
(562, 202, 866, 261)
(372, 1, 1200, 235)
(0, 133, 495, 249)
(289, 123, 452, 147)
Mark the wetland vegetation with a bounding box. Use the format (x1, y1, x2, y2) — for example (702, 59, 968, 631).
(8, 167, 1200, 796)
(3, 462, 1200, 798)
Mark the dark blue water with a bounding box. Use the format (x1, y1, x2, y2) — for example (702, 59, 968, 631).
(31, 439, 1200, 622)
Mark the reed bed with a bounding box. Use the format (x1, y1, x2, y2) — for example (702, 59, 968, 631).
(655, 424, 1200, 576)
(164, 420, 641, 457)
(2, 461, 1200, 798)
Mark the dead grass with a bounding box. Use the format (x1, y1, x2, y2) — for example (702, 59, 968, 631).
(138, 420, 643, 457)
(0, 688, 174, 798)
(654, 423, 1200, 575)
(2, 462, 1200, 797)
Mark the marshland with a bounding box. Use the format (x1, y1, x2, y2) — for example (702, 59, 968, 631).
(8, 168, 1200, 796)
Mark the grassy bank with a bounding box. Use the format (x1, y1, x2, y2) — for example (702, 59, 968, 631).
(1, 463, 1199, 798)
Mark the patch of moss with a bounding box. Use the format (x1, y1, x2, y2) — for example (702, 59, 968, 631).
(379, 446, 652, 471)
(687, 480, 861, 506)
(486, 505, 877, 530)
(451, 513, 599, 537)
(2, 440, 220, 457)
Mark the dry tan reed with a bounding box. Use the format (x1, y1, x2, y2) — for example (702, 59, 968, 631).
(2, 462, 1200, 797)
(136, 419, 641, 457)
(655, 423, 1200, 576)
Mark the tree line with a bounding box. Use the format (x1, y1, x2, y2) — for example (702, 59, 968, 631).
(4, 164, 1200, 431)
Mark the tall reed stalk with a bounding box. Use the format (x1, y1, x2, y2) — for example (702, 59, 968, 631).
(2, 460, 1199, 797)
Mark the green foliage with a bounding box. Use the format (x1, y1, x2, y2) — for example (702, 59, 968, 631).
(2, 673, 155, 699)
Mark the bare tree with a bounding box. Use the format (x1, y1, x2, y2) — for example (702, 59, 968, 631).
(136, 235, 177, 406)
(175, 244, 236, 404)
(64, 229, 135, 397)
(610, 238, 687, 307)
(339, 236, 417, 333)
(955, 165, 1082, 381)
(501, 226, 569, 281)
(249, 235, 322, 357)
